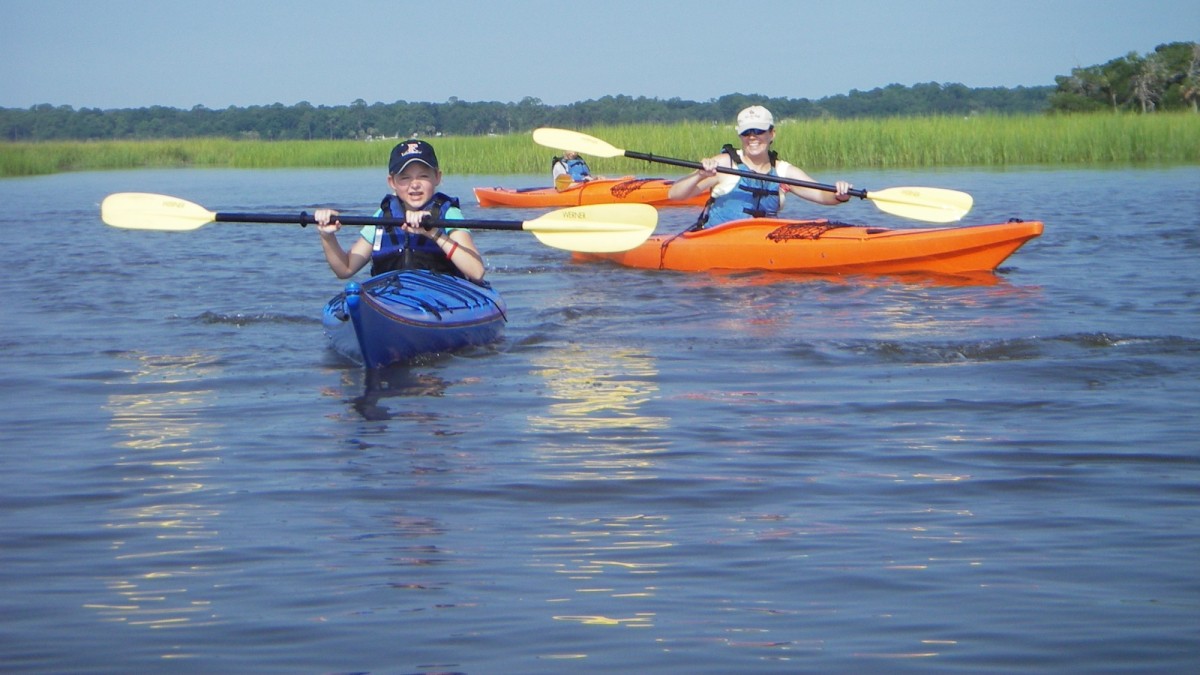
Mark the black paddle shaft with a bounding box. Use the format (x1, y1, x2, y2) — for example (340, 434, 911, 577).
(622, 150, 869, 199)
(213, 212, 527, 231)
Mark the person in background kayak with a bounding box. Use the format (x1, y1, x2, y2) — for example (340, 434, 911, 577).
(315, 139, 486, 283)
(667, 105, 853, 228)
(552, 151, 597, 184)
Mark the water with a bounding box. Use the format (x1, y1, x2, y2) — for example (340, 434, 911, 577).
(2, 165, 1198, 673)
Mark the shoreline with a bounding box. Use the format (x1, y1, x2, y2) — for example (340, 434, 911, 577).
(2, 114, 1197, 178)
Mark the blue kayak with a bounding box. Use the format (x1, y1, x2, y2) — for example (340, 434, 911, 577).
(322, 270, 507, 369)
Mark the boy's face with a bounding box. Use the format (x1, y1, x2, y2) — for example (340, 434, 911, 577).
(388, 162, 442, 209)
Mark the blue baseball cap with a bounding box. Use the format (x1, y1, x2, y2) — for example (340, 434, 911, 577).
(389, 140, 439, 174)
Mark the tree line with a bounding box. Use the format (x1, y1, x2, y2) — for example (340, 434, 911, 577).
(2, 42, 1194, 143)
(1049, 41, 1200, 112)
(0, 85, 1055, 142)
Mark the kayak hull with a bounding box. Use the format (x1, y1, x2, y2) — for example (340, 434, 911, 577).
(573, 218, 1044, 275)
(322, 270, 507, 369)
(474, 177, 707, 208)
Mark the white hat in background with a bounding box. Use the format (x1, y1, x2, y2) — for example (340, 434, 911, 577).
(736, 106, 775, 134)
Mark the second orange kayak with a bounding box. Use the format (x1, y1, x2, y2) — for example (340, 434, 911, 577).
(474, 177, 707, 208)
(573, 217, 1044, 276)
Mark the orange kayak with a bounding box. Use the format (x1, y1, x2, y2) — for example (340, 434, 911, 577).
(573, 218, 1044, 275)
(474, 177, 707, 208)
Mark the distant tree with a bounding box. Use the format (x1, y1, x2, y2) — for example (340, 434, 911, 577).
(1130, 52, 1167, 112)
(1182, 43, 1200, 113)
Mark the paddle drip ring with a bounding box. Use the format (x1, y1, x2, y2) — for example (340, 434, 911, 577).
(766, 221, 852, 241)
(609, 179, 654, 198)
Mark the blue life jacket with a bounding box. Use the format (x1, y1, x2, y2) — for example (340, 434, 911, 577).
(695, 145, 781, 228)
(554, 157, 592, 182)
(369, 193, 463, 277)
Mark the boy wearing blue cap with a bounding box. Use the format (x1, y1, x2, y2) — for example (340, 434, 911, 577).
(315, 139, 485, 283)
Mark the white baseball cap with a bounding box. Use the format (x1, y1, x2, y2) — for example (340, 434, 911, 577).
(736, 106, 775, 134)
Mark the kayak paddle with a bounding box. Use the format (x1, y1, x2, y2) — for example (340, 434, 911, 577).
(100, 192, 657, 253)
(532, 127, 974, 224)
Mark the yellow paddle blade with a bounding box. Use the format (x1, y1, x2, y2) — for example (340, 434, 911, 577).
(525, 203, 657, 252)
(865, 187, 974, 223)
(554, 172, 574, 191)
(101, 192, 216, 231)
(533, 128, 625, 158)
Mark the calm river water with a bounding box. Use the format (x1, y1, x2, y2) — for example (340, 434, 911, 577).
(1, 164, 1197, 673)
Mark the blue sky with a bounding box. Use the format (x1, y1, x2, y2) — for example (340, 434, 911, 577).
(3, 0, 1197, 109)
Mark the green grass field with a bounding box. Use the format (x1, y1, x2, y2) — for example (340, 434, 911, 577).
(2, 113, 1196, 178)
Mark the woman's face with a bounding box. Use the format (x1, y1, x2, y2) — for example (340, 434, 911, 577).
(739, 127, 774, 154)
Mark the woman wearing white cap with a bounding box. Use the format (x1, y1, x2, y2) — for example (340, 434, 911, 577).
(668, 105, 853, 228)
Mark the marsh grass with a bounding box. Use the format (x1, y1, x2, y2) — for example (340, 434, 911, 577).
(2, 113, 1196, 178)
(617, 114, 1199, 168)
